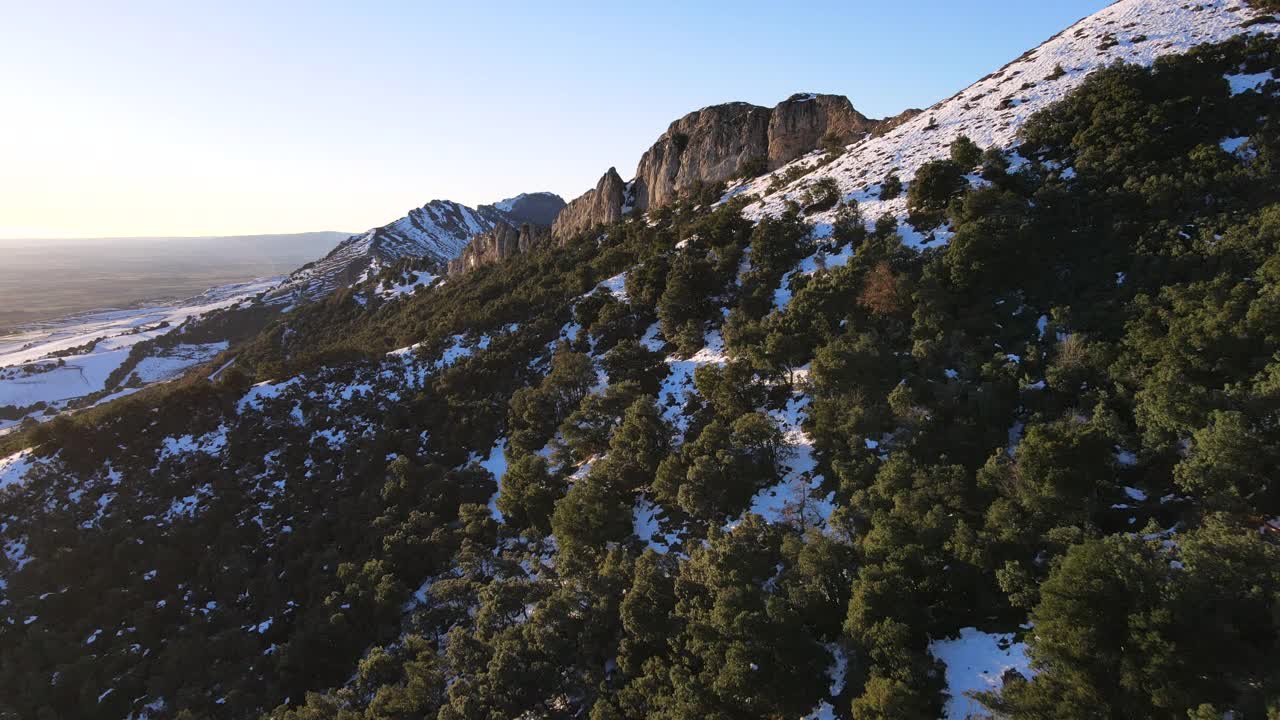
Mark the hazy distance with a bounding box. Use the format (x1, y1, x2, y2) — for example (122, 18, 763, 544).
(0, 232, 348, 332)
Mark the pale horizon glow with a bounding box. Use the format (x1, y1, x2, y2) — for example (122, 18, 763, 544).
(1, 1, 1110, 239)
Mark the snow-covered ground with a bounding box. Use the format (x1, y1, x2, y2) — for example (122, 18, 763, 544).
(737, 0, 1278, 237)
(743, 383, 836, 532)
(478, 441, 508, 521)
(930, 628, 1034, 720)
(132, 342, 229, 383)
(0, 278, 275, 424)
(0, 449, 35, 492)
(658, 327, 729, 437)
(377, 270, 438, 301)
(267, 199, 505, 303)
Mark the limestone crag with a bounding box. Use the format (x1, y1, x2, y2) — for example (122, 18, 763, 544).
(632, 102, 771, 212)
(766, 93, 877, 170)
(552, 93, 898, 241)
(448, 222, 551, 275)
(550, 167, 629, 241)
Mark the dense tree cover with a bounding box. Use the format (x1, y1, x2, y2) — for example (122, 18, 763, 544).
(1, 35, 1279, 720)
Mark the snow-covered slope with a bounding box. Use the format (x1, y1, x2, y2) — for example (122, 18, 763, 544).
(266, 200, 503, 302)
(738, 0, 1278, 238)
(268, 193, 565, 302)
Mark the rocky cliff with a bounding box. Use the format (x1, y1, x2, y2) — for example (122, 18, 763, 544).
(766, 93, 877, 169)
(447, 222, 551, 275)
(553, 93, 894, 240)
(550, 167, 629, 241)
(632, 102, 771, 212)
(633, 93, 881, 213)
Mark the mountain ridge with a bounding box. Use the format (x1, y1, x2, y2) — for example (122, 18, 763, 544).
(550, 93, 905, 241)
(266, 192, 567, 303)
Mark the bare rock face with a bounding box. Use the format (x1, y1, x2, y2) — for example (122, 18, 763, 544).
(766, 93, 876, 169)
(552, 93, 897, 242)
(631, 94, 883, 213)
(448, 222, 550, 275)
(550, 167, 628, 241)
(632, 102, 771, 212)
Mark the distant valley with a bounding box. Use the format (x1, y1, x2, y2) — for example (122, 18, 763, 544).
(0, 232, 349, 333)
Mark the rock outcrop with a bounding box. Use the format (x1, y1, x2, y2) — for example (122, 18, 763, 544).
(551, 93, 899, 241)
(447, 222, 550, 275)
(631, 94, 884, 214)
(871, 107, 924, 138)
(766, 93, 877, 169)
(550, 167, 629, 241)
(632, 102, 772, 212)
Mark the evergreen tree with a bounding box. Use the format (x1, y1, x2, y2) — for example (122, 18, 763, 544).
(949, 134, 983, 169)
(496, 453, 564, 536)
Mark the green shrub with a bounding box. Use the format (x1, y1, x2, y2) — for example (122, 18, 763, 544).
(949, 135, 983, 169)
(906, 159, 966, 229)
(879, 173, 903, 200)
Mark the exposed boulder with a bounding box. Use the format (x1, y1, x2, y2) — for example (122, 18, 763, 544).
(550, 167, 629, 242)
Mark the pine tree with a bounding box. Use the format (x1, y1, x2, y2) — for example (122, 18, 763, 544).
(496, 453, 564, 536)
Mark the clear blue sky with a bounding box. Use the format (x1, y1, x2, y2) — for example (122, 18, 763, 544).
(0, 0, 1110, 238)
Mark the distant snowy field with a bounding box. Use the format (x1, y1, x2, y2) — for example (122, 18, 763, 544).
(0, 278, 277, 432)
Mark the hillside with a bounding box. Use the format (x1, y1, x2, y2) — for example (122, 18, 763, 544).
(741, 0, 1275, 233)
(268, 193, 566, 303)
(1, 2, 1279, 719)
(0, 196, 564, 429)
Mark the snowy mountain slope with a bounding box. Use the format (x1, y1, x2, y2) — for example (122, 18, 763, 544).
(267, 193, 565, 302)
(738, 0, 1279, 236)
(266, 200, 500, 302)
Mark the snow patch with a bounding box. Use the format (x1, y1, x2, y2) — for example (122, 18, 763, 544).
(0, 449, 35, 491)
(1225, 70, 1275, 95)
(737, 0, 1278, 246)
(478, 440, 508, 521)
(930, 627, 1033, 720)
